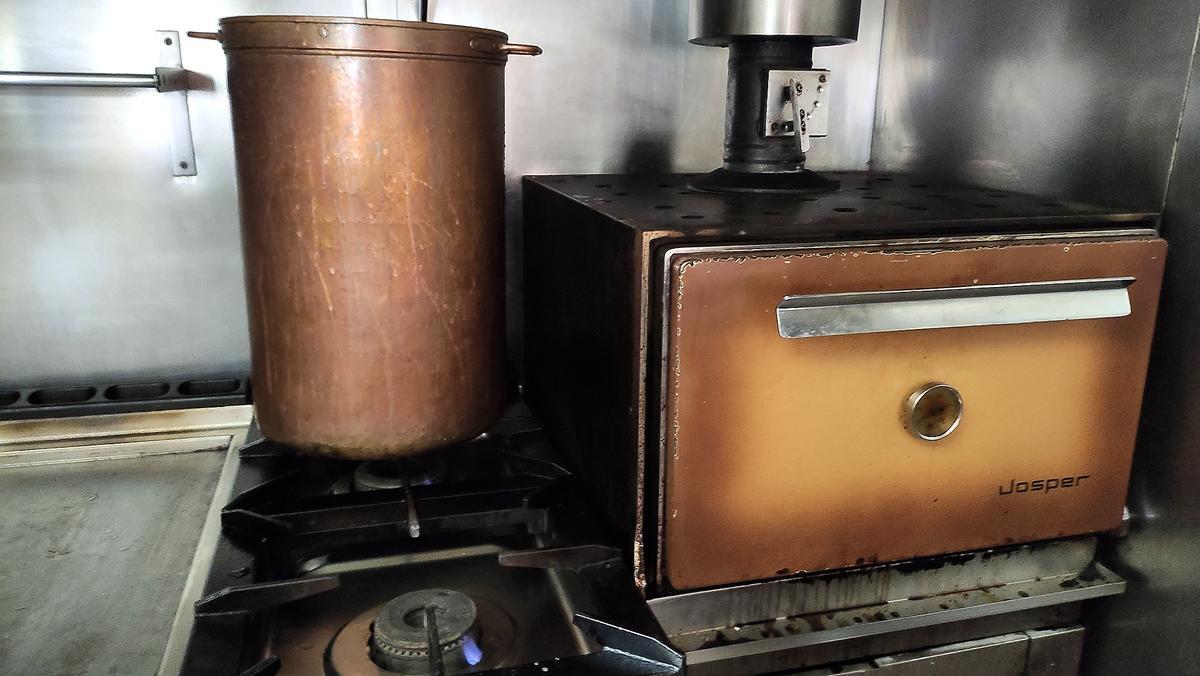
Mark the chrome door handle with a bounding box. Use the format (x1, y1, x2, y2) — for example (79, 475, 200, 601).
(777, 277, 1134, 339)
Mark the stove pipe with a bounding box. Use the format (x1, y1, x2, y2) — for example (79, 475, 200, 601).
(687, 0, 862, 193)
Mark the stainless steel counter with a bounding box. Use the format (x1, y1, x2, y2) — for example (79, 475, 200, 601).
(0, 451, 226, 675)
(0, 405, 251, 675)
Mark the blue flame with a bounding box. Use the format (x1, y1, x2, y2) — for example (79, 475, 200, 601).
(462, 635, 484, 666)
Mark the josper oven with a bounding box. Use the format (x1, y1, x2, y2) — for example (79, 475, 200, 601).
(523, 173, 1165, 593)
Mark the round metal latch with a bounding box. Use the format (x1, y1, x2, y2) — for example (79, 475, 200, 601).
(904, 383, 963, 441)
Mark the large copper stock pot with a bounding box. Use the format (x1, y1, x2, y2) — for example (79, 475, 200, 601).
(194, 16, 539, 457)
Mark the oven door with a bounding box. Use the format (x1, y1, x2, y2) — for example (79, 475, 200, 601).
(657, 233, 1165, 591)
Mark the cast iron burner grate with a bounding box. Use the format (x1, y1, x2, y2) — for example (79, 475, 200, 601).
(178, 412, 682, 676)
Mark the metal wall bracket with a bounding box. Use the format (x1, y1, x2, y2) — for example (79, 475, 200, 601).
(156, 30, 197, 176)
(0, 29, 197, 177)
(764, 69, 830, 142)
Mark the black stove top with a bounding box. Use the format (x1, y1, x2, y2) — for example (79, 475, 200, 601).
(179, 407, 681, 676)
(525, 172, 1157, 241)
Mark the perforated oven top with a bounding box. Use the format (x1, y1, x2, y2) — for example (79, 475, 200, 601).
(525, 172, 1158, 240)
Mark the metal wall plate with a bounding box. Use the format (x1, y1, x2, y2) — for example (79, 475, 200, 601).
(765, 69, 830, 139)
(0, 29, 198, 177)
(156, 30, 196, 176)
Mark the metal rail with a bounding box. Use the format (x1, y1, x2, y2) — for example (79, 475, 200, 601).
(0, 30, 197, 176)
(0, 70, 160, 89)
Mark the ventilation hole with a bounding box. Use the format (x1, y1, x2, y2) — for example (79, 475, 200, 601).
(939, 603, 951, 610)
(927, 193, 946, 199)
(988, 193, 1009, 198)
(1040, 202, 1060, 207)
(657, 183, 673, 188)
(28, 386, 97, 405)
(104, 382, 170, 400)
(614, 192, 630, 196)
(678, 190, 695, 195)
(681, 214, 704, 220)
(834, 207, 858, 213)
(800, 197, 819, 202)
(862, 196, 881, 200)
(910, 183, 928, 188)
(654, 204, 675, 210)
(889, 611, 900, 618)
(855, 187, 872, 191)
(853, 617, 864, 623)
(874, 177, 893, 182)
(179, 378, 241, 396)
(905, 205, 929, 211)
(595, 183, 611, 188)
(761, 210, 783, 216)
(0, 391, 19, 406)
(974, 203, 997, 209)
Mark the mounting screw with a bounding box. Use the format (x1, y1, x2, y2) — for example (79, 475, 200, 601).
(819, 73, 827, 83)
(179, 161, 189, 169)
(794, 82, 803, 94)
(163, 37, 173, 45)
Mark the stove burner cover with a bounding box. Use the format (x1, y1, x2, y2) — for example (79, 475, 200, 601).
(371, 589, 479, 671)
(354, 454, 448, 492)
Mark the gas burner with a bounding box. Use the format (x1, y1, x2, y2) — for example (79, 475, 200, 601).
(372, 589, 479, 671)
(328, 589, 516, 675)
(354, 454, 449, 492)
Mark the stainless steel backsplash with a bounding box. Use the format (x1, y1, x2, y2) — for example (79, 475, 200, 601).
(0, 0, 886, 387)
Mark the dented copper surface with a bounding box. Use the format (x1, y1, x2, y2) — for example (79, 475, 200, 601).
(661, 236, 1166, 590)
(216, 16, 538, 457)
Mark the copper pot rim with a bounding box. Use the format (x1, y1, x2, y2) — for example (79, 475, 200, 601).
(218, 14, 508, 40)
(205, 15, 541, 63)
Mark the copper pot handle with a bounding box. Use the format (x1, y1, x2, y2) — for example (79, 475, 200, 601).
(469, 38, 542, 57)
(187, 31, 221, 41)
(498, 42, 543, 56)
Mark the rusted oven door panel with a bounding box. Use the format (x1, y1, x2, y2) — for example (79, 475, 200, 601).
(659, 235, 1166, 591)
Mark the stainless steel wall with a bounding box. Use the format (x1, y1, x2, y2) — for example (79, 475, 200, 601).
(872, 0, 1199, 210)
(0, 0, 365, 388)
(0, 0, 886, 389)
(1082, 34, 1200, 676)
(404, 0, 885, 355)
(871, 1, 1200, 672)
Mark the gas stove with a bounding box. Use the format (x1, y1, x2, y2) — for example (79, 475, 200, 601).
(176, 406, 682, 676)
(173, 396, 1129, 675)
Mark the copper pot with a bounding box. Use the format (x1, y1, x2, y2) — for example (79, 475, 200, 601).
(194, 17, 539, 458)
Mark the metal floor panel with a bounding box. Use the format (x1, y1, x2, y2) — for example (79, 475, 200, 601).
(0, 451, 225, 675)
